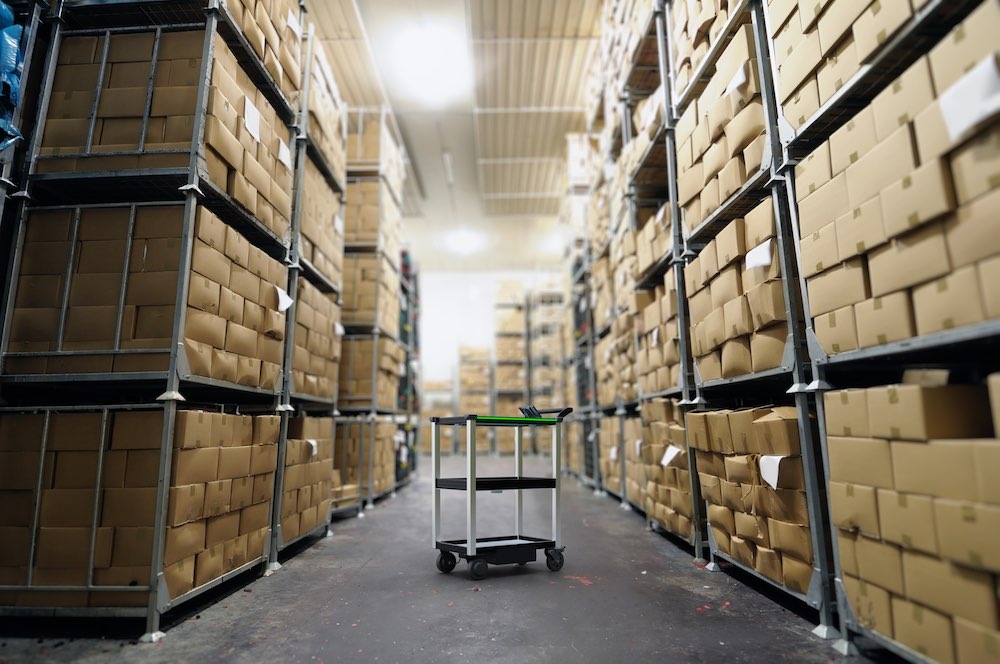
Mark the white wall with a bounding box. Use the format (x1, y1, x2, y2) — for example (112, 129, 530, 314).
(419, 270, 561, 383)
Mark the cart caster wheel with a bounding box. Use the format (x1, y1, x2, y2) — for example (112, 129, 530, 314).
(469, 559, 488, 580)
(545, 550, 564, 572)
(436, 551, 457, 574)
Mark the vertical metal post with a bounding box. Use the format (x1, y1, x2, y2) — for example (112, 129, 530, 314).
(618, 409, 629, 509)
(53, 208, 81, 351)
(514, 424, 523, 536)
(365, 417, 376, 507)
(138, 30, 162, 151)
(112, 205, 138, 350)
(466, 418, 477, 556)
(431, 421, 440, 545)
(84, 32, 111, 153)
(24, 411, 52, 588)
(552, 422, 561, 546)
(85, 409, 111, 588)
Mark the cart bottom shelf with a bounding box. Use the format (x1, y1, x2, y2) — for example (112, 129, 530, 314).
(436, 535, 554, 553)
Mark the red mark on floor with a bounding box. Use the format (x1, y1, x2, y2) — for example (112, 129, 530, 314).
(695, 607, 703, 613)
(564, 575, 595, 586)
(447, 601, 455, 607)
(723, 601, 731, 608)
(351, 623, 358, 628)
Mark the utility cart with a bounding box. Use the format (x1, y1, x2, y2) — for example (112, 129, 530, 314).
(430, 407, 572, 580)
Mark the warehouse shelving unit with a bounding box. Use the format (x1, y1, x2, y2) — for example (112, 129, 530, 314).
(397, 250, 420, 485)
(492, 291, 529, 455)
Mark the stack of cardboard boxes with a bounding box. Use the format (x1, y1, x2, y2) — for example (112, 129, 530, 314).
(420, 407, 454, 456)
(346, 111, 406, 206)
(7, 204, 288, 389)
(587, 184, 610, 252)
(794, 4, 999, 355)
(299, 158, 344, 287)
(689, 405, 816, 593)
(636, 266, 682, 394)
(227, 0, 303, 107)
(456, 346, 490, 429)
(622, 417, 646, 508)
(40, 31, 294, 241)
(336, 420, 397, 497)
(0, 408, 279, 606)
(686, 199, 787, 382)
(597, 416, 620, 490)
(636, 204, 672, 279)
(639, 398, 694, 541)
(291, 276, 341, 399)
(594, 332, 618, 406)
(305, 39, 347, 188)
(338, 336, 403, 412)
(825, 372, 999, 662)
(674, 24, 767, 233)
(340, 253, 400, 339)
(669, 0, 745, 95)
(343, 179, 401, 268)
(493, 395, 522, 455)
(495, 335, 526, 364)
(591, 255, 614, 332)
(280, 417, 333, 542)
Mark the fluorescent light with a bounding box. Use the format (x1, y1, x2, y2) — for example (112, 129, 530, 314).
(387, 21, 472, 108)
(443, 228, 488, 256)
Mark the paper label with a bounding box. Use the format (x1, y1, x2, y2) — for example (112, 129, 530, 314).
(244, 98, 261, 143)
(939, 55, 1000, 143)
(305, 439, 318, 457)
(725, 65, 748, 97)
(651, 327, 660, 347)
(609, 447, 618, 461)
(660, 444, 683, 467)
(278, 139, 292, 169)
(759, 455, 785, 490)
(745, 239, 773, 270)
(275, 286, 293, 312)
(287, 10, 302, 38)
(334, 322, 345, 336)
(335, 215, 345, 236)
(635, 439, 643, 456)
(316, 47, 340, 100)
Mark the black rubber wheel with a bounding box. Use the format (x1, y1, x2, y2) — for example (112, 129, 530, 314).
(545, 550, 564, 572)
(469, 559, 488, 580)
(436, 551, 457, 574)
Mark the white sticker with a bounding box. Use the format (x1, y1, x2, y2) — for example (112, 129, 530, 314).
(939, 55, 1000, 143)
(287, 9, 302, 38)
(660, 444, 683, 468)
(651, 327, 660, 347)
(745, 239, 773, 270)
(275, 286, 293, 312)
(316, 47, 339, 99)
(335, 215, 345, 236)
(278, 139, 292, 168)
(609, 447, 618, 461)
(244, 98, 261, 143)
(334, 322, 345, 336)
(634, 439, 643, 456)
(305, 439, 318, 457)
(759, 455, 785, 490)
(725, 65, 748, 97)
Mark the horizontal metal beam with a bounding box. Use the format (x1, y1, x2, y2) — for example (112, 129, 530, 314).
(478, 157, 565, 165)
(474, 106, 586, 114)
(472, 36, 598, 44)
(482, 192, 563, 199)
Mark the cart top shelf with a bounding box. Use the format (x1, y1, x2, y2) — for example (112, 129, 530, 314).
(431, 409, 571, 427)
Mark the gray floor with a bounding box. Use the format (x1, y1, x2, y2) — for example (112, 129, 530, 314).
(1, 455, 862, 663)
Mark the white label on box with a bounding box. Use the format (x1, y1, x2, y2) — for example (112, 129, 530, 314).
(278, 139, 292, 169)
(335, 215, 345, 236)
(305, 439, 318, 457)
(287, 10, 302, 38)
(759, 455, 785, 490)
(725, 65, 748, 97)
(244, 98, 261, 143)
(275, 286, 293, 312)
(651, 327, 660, 347)
(660, 444, 683, 467)
(609, 447, 618, 461)
(334, 322, 345, 336)
(939, 55, 1000, 143)
(745, 239, 773, 270)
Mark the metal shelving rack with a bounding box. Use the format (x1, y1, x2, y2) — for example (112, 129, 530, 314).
(397, 250, 420, 486)
(0, 0, 312, 641)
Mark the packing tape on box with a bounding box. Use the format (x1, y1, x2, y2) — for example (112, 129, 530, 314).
(660, 444, 683, 468)
(939, 55, 1000, 143)
(275, 286, 293, 312)
(745, 239, 773, 270)
(758, 454, 786, 490)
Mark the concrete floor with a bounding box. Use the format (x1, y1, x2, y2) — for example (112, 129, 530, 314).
(0, 455, 869, 663)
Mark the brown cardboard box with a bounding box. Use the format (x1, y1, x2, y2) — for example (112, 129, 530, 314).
(853, 0, 912, 63)
(893, 597, 957, 663)
(753, 407, 800, 456)
(871, 57, 935, 142)
(868, 222, 950, 297)
(779, 30, 822, 103)
(750, 324, 786, 372)
(168, 483, 205, 527)
(950, 123, 1000, 205)
(945, 188, 1000, 270)
(756, 487, 809, 525)
(845, 124, 917, 209)
(206, 511, 239, 547)
(782, 554, 813, 593)
(767, 519, 812, 562)
(955, 616, 1000, 664)
(903, 550, 999, 629)
(829, 107, 877, 177)
(203, 479, 231, 517)
(707, 410, 735, 454)
(829, 482, 880, 539)
(744, 199, 776, 248)
(813, 305, 858, 355)
(934, 499, 1000, 573)
(724, 454, 756, 484)
(239, 501, 269, 535)
(835, 197, 885, 261)
(102, 487, 156, 527)
(172, 447, 219, 485)
(839, 530, 859, 577)
(879, 159, 955, 239)
(757, 455, 805, 490)
(912, 265, 986, 336)
(721, 338, 752, 378)
(795, 143, 831, 201)
(746, 281, 785, 330)
(124, 450, 159, 488)
(735, 511, 771, 549)
(194, 542, 225, 587)
(707, 504, 735, 536)
(927, 0, 1000, 92)
(111, 526, 153, 567)
(843, 575, 893, 639)
(855, 536, 904, 595)
(827, 436, 893, 488)
(723, 295, 753, 340)
(868, 384, 991, 441)
(174, 410, 213, 449)
(755, 546, 783, 585)
(824, 389, 869, 437)
(217, 446, 251, 480)
(35, 526, 113, 568)
(891, 440, 979, 502)
(807, 258, 869, 317)
(854, 293, 915, 349)
(728, 407, 772, 454)
(876, 489, 937, 554)
(699, 473, 722, 504)
(163, 554, 195, 598)
(40, 489, 98, 527)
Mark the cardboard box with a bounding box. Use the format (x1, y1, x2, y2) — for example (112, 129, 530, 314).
(813, 304, 858, 355)
(753, 407, 800, 456)
(829, 482, 880, 538)
(767, 519, 812, 562)
(756, 487, 809, 525)
(755, 546, 783, 585)
(927, 0, 1000, 92)
(839, 530, 859, 577)
(853, 292, 915, 349)
(40, 489, 98, 527)
(35, 526, 113, 568)
(853, 0, 912, 63)
(894, 598, 958, 664)
(824, 389, 869, 437)
(845, 124, 917, 208)
(102, 487, 156, 527)
(779, 30, 822, 103)
(163, 554, 195, 598)
(891, 440, 979, 502)
(829, 107, 877, 177)
(749, 324, 786, 372)
(807, 258, 869, 317)
(867, 222, 950, 297)
(871, 56, 935, 142)
(239, 501, 269, 535)
(798, 172, 850, 237)
(945, 188, 1000, 271)
(163, 520, 205, 567)
(875, 489, 936, 554)
(934, 499, 1000, 573)
(203, 479, 231, 517)
(174, 410, 214, 449)
(827, 436, 893, 488)
(912, 265, 985, 336)
(757, 455, 805, 490)
(855, 536, 904, 595)
(843, 575, 893, 639)
(172, 447, 219, 485)
(168, 483, 205, 527)
(728, 407, 772, 454)
(707, 504, 735, 536)
(835, 197, 885, 261)
(879, 159, 956, 239)
(950, 123, 1000, 206)
(795, 142, 831, 201)
(903, 550, 999, 629)
(868, 383, 991, 441)
(721, 338, 752, 378)
(955, 616, 1000, 664)
(735, 511, 771, 548)
(111, 526, 153, 567)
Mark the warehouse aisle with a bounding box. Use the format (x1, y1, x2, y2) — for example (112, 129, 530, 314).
(1, 456, 854, 664)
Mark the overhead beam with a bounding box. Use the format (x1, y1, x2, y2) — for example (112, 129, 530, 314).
(471, 36, 598, 43)
(473, 106, 587, 114)
(482, 192, 563, 200)
(478, 157, 564, 165)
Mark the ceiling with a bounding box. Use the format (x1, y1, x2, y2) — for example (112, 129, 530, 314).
(306, 0, 600, 271)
